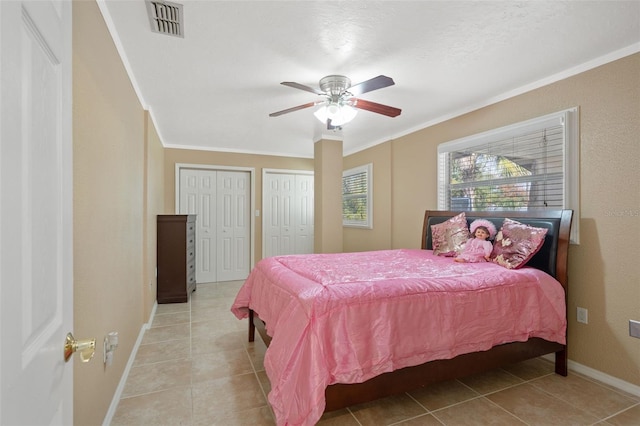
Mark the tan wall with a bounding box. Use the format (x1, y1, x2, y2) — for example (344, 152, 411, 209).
(343, 142, 393, 252)
(162, 149, 314, 261)
(144, 112, 165, 320)
(73, 1, 164, 424)
(349, 53, 640, 386)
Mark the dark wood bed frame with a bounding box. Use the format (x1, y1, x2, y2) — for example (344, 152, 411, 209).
(248, 209, 573, 412)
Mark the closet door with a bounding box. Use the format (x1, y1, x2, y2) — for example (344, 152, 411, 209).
(294, 174, 314, 254)
(263, 170, 314, 258)
(179, 169, 216, 283)
(264, 173, 295, 258)
(216, 171, 250, 281)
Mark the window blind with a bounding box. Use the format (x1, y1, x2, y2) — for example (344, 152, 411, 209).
(343, 164, 372, 228)
(438, 108, 579, 243)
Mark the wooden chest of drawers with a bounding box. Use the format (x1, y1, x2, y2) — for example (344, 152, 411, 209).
(157, 215, 196, 303)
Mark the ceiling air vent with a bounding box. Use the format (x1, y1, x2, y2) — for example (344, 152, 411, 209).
(146, 0, 184, 38)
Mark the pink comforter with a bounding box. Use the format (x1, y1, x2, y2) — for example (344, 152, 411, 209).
(231, 249, 566, 426)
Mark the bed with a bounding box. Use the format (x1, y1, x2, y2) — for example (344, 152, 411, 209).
(231, 209, 573, 426)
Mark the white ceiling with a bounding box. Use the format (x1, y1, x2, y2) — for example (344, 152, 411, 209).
(100, 1, 640, 158)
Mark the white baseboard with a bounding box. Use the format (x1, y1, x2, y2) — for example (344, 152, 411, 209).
(102, 301, 158, 425)
(542, 354, 640, 397)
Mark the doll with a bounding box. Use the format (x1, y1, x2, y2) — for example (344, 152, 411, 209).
(454, 219, 497, 263)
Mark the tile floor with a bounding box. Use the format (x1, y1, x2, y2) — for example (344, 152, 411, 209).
(111, 281, 640, 425)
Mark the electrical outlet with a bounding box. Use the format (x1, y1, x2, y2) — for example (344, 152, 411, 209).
(630, 320, 640, 339)
(577, 307, 588, 324)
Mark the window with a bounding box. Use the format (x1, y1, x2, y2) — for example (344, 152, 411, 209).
(438, 108, 579, 243)
(343, 163, 373, 228)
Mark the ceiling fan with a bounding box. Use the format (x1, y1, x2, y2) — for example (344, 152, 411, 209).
(269, 75, 401, 129)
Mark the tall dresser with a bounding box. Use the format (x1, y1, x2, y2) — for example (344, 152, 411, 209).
(157, 215, 196, 303)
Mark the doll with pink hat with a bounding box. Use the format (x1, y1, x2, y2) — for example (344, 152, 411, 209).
(454, 219, 497, 263)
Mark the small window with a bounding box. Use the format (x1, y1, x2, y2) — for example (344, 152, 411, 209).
(343, 164, 373, 228)
(438, 108, 579, 243)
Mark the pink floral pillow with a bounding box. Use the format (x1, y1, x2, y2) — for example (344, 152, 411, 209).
(492, 218, 548, 269)
(431, 212, 470, 256)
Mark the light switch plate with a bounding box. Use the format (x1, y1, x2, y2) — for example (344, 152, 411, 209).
(630, 320, 640, 339)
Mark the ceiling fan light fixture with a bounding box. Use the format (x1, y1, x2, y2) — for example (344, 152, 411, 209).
(313, 105, 330, 123)
(330, 104, 358, 126)
(313, 103, 358, 126)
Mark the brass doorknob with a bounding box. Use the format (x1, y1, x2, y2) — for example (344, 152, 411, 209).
(64, 332, 96, 363)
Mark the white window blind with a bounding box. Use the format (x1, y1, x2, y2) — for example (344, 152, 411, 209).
(343, 163, 373, 228)
(438, 108, 579, 243)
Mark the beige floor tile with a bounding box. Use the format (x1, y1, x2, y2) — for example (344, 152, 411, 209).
(122, 358, 192, 398)
(487, 382, 600, 425)
(458, 367, 524, 395)
(191, 281, 242, 300)
(191, 304, 238, 323)
(349, 393, 428, 426)
(214, 281, 245, 297)
(191, 326, 246, 354)
(156, 302, 190, 315)
(317, 408, 361, 425)
(133, 337, 191, 366)
(190, 295, 234, 310)
(191, 348, 254, 384)
(194, 405, 275, 426)
(502, 357, 555, 381)
(531, 373, 639, 420)
(191, 318, 240, 339)
(394, 413, 446, 425)
(152, 310, 191, 328)
(111, 385, 192, 426)
(586, 376, 640, 403)
(432, 396, 526, 425)
(605, 403, 640, 425)
(256, 370, 272, 398)
(142, 323, 190, 345)
(245, 338, 267, 372)
(191, 373, 267, 422)
(408, 379, 480, 411)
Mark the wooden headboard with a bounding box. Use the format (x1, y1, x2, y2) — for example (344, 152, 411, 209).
(422, 210, 573, 289)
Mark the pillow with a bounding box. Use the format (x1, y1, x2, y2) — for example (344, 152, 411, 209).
(431, 212, 470, 256)
(491, 218, 548, 269)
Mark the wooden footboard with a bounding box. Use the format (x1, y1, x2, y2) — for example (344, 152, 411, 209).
(248, 309, 566, 412)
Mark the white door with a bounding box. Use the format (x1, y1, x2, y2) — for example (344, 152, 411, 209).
(179, 169, 216, 283)
(263, 171, 314, 257)
(179, 168, 250, 282)
(1, 0, 74, 424)
(264, 173, 295, 257)
(294, 174, 314, 254)
(216, 171, 250, 281)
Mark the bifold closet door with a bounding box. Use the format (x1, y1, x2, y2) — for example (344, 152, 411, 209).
(294, 174, 314, 254)
(264, 173, 294, 258)
(179, 169, 216, 283)
(263, 172, 314, 258)
(179, 169, 250, 282)
(216, 171, 250, 282)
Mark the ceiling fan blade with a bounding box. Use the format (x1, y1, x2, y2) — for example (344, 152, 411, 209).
(281, 81, 324, 95)
(353, 98, 402, 117)
(348, 75, 395, 96)
(269, 102, 317, 117)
